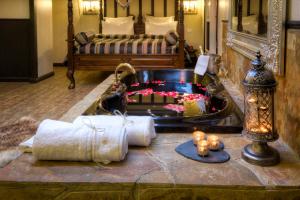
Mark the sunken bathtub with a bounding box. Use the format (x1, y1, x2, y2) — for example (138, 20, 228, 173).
(83, 69, 243, 133)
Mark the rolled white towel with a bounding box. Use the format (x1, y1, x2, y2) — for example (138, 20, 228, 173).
(19, 136, 34, 153)
(32, 119, 128, 164)
(92, 123, 128, 164)
(73, 115, 156, 147)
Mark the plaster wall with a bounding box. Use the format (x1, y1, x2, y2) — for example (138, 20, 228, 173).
(35, 0, 54, 77)
(0, 0, 30, 19)
(288, 0, 300, 20)
(218, 0, 229, 55)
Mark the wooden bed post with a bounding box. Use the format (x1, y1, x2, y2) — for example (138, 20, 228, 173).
(99, 0, 103, 33)
(257, 0, 266, 34)
(178, 0, 185, 68)
(151, 0, 154, 16)
(237, 0, 243, 32)
(247, 0, 250, 16)
(104, 0, 107, 17)
(164, 0, 167, 17)
(138, 0, 143, 24)
(67, 0, 75, 89)
(114, 0, 118, 18)
(175, 0, 178, 20)
(127, 0, 130, 16)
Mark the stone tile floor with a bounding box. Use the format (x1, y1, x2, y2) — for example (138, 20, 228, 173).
(0, 67, 110, 127)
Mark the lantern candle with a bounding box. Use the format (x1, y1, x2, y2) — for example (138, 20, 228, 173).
(197, 140, 209, 157)
(247, 96, 257, 103)
(250, 126, 270, 134)
(193, 131, 206, 145)
(260, 126, 269, 133)
(207, 135, 220, 150)
(260, 106, 268, 110)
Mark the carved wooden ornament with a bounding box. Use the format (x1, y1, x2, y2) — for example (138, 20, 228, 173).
(116, 0, 130, 9)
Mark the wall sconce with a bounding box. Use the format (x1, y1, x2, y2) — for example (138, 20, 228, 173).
(184, 0, 198, 15)
(242, 52, 280, 166)
(82, 0, 100, 15)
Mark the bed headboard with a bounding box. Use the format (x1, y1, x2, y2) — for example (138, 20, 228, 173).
(66, 0, 185, 88)
(99, 0, 183, 35)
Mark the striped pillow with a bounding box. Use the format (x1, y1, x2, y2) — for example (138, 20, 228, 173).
(96, 34, 136, 39)
(140, 34, 165, 39)
(95, 34, 165, 40)
(165, 31, 179, 45)
(75, 31, 95, 45)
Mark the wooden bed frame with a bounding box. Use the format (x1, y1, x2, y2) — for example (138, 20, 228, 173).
(234, 0, 266, 34)
(67, 0, 185, 89)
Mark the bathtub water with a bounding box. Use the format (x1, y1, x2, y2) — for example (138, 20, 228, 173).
(84, 69, 243, 133)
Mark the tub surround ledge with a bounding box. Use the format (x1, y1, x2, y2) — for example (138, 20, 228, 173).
(0, 134, 299, 200)
(220, 77, 245, 113)
(0, 73, 300, 199)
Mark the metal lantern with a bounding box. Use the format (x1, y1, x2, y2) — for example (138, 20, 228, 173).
(242, 51, 280, 166)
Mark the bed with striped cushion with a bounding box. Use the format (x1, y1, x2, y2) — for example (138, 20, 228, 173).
(76, 34, 178, 55)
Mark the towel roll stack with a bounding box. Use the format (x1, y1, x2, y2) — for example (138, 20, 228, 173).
(33, 119, 128, 164)
(23, 115, 156, 164)
(73, 115, 156, 147)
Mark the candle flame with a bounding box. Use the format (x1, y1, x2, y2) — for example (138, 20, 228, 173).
(248, 97, 257, 103)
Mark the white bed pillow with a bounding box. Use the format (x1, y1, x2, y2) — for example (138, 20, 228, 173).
(102, 20, 134, 35)
(145, 21, 178, 35)
(104, 16, 134, 23)
(145, 16, 175, 23)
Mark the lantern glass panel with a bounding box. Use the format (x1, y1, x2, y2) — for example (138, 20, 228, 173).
(244, 87, 275, 141)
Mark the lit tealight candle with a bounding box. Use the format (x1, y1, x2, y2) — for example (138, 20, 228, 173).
(247, 96, 257, 103)
(260, 106, 268, 111)
(260, 126, 269, 134)
(207, 135, 220, 150)
(193, 131, 206, 145)
(197, 140, 209, 157)
(250, 126, 270, 134)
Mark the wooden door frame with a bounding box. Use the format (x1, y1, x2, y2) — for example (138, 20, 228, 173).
(29, 0, 38, 81)
(203, 0, 219, 54)
(0, 0, 37, 81)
